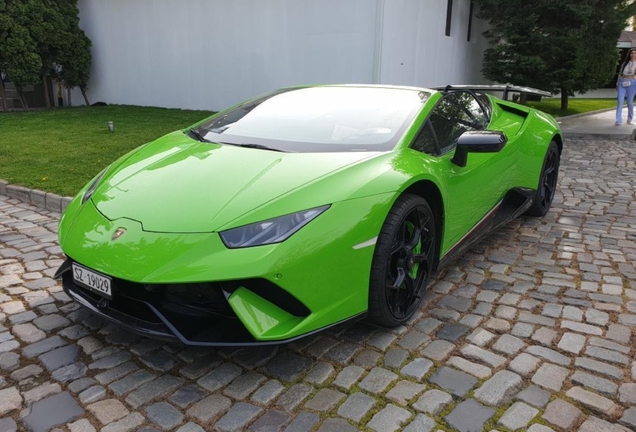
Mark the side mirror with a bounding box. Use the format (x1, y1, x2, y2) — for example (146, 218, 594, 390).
(451, 131, 507, 167)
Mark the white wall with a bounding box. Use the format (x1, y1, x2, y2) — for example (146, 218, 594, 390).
(76, 0, 487, 111)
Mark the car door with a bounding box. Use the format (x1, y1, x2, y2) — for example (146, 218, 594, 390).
(411, 91, 514, 253)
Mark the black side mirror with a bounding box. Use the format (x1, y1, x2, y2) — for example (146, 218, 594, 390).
(451, 131, 507, 167)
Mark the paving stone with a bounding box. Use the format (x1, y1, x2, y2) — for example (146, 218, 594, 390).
(444, 398, 494, 432)
(466, 328, 495, 346)
(511, 322, 535, 338)
(303, 388, 344, 412)
(492, 334, 525, 355)
(561, 320, 603, 335)
(333, 365, 364, 389)
(566, 386, 621, 417)
(100, 412, 145, 432)
(145, 402, 184, 431)
(619, 383, 636, 405)
(494, 305, 517, 320)
(125, 375, 184, 408)
(10, 364, 43, 381)
(12, 323, 45, 343)
(266, 352, 313, 382)
(421, 339, 455, 361)
(0, 386, 22, 416)
(32, 314, 70, 331)
(607, 324, 631, 344)
(385, 380, 426, 406)
(0, 351, 19, 371)
(460, 344, 506, 368)
(315, 418, 357, 432)
(0, 419, 17, 432)
(526, 345, 570, 365)
(109, 370, 156, 396)
(518, 312, 556, 327)
(474, 370, 522, 406)
(447, 356, 491, 379)
(68, 377, 97, 394)
(402, 414, 435, 432)
(398, 331, 430, 349)
(579, 416, 631, 432)
(88, 350, 132, 370)
(23, 336, 66, 358)
(251, 379, 284, 405)
(186, 395, 231, 423)
(557, 332, 586, 354)
(38, 344, 79, 371)
(303, 362, 334, 385)
(497, 402, 539, 430)
(21, 392, 83, 432)
(95, 362, 138, 385)
(223, 371, 266, 400)
(337, 392, 377, 423)
(484, 317, 512, 333)
(248, 410, 290, 432)
(140, 350, 177, 372)
(78, 385, 106, 404)
(514, 384, 551, 408)
(437, 322, 470, 342)
(168, 384, 206, 409)
(359, 367, 397, 394)
(276, 384, 313, 412)
(531, 363, 570, 392)
(366, 403, 411, 432)
(283, 411, 319, 432)
(86, 398, 129, 425)
(620, 407, 636, 430)
(367, 332, 397, 351)
(383, 348, 409, 369)
(576, 357, 624, 380)
(353, 349, 381, 368)
(542, 399, 583, 430)
(571, 370, 618, 397)
(397, 358, 431, 382)
(588, 336, 630, 354)
(585, 345, 629, 365)
(23, 382, 62, 404)
(68, 419, 96, 432)
(428, 366, 477, 397)
(197, 363, 241, 392)
(324, 342, 360, 364)
(412, 389, 453, 415)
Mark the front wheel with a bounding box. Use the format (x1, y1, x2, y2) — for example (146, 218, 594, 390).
(526, 141, 560, 217)
(368, 194, 436, 327)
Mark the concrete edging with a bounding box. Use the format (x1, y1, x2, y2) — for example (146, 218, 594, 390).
(0, 179, 73, 213)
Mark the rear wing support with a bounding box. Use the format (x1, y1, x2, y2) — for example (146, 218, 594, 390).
(433, 85, 552, 100)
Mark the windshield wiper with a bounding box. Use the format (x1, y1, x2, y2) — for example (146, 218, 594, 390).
(187, 128, 210, 143)
(219, 142, 285, 152)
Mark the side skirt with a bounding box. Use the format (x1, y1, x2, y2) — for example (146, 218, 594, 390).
(437, 187, 534, 269)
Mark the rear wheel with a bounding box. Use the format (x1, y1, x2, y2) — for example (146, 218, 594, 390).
(526, 141, 560, 217)
(368, 194, 436, 327)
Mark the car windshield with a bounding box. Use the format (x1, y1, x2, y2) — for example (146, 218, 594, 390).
(196, 86, 428, 153)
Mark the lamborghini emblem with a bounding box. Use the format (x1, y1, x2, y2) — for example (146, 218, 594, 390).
(111, 228, 127, 241)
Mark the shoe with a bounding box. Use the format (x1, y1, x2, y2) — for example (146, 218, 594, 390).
(629, 121, 633, 124)
(616, 122, 621, 125)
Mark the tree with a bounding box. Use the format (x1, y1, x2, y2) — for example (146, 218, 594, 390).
(59, 27, 92, 106)
(0, 1, 42, 110)
(473, 0, 636, 110)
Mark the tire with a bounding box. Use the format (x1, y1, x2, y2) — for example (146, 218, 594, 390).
(526, 141, 560, 217)
(368, 194, 437, 327)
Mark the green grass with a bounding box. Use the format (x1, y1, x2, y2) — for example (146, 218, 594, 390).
(0, 105, 213, 196)
(527, 97, 615, 117)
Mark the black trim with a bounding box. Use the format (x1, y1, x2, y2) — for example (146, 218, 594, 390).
(438, 188, 534, 269)
(496, 102, 529, 118)
(467, 1, 474, 42)
(56, 259, 361, 346)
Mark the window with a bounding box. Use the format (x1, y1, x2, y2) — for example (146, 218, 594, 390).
(412, 92, 488, 155)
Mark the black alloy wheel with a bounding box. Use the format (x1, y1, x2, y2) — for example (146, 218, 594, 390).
(526, 141, 560, 217)
(369, 194, 436, 327)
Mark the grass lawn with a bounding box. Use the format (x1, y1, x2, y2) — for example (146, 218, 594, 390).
(527, 98, 615, 117)
(0, 105, 213, 197)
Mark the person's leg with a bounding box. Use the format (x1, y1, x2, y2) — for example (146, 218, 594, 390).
(617, 83, 627, 124)
(628, 81, 636, 124)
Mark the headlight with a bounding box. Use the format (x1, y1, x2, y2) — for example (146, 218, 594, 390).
(220, 205, 330, 248)
(81, 169, 108, 205)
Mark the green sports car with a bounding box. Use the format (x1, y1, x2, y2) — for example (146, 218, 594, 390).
(55, 84, 562, 346)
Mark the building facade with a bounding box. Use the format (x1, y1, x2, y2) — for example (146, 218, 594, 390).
(74, 0, 488, 110)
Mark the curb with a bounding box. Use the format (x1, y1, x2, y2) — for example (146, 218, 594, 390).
(561, 133, 631, 140)
(0, 179, 73, 213)
(555, 107, 616, 121)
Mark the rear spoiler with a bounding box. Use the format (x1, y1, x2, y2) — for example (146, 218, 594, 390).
(432, 85, 552, 100)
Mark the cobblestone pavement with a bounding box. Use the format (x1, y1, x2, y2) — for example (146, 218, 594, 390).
(1, 137, 636, 432)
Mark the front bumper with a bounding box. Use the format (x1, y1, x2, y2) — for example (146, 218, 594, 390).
(56, 258, 362, 346)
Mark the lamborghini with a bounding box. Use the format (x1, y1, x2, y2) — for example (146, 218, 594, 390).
(55, 84, 561, 345)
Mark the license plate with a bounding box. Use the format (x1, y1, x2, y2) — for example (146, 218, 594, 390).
(72, 264, 112, 299)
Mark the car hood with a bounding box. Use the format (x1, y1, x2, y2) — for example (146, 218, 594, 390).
(92, 131, 381, 233)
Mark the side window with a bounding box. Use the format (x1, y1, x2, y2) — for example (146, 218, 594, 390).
(412, 121, 438, 154)
(429, 92, 488, 154)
